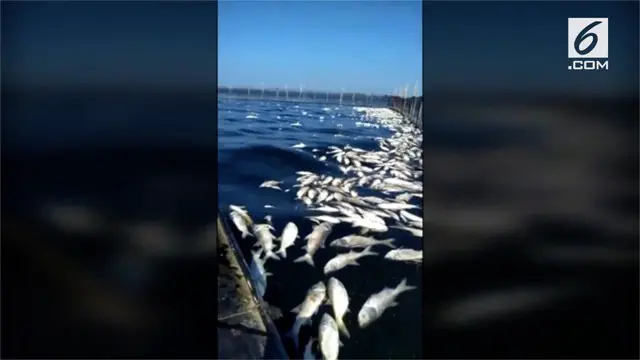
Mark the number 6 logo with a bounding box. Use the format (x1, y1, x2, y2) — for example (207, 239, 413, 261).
(574, 21, 602, 55)
(568, 18, 608, 59)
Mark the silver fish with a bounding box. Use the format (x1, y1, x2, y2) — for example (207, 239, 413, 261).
(297, 186, 310, 199)
(249, 249, 271, 297)
(323, 246, 378, 275)
(399, 210, 422, 224)
(276, 222, 299, 259)
(351, 216, 388, 233)
(390, 225, 422, 237)
(306, 215, 341, 225)
(330, 235, 396, 249)
(285, 281, 326, 349)
(230, 211, 252, 239)
(384, 248, 423, 263)
(378, 202, 419, 211)
(327, 277, 351, 338)
(294, 222, 333, 267)
(318, 313, 340, 360)
(358, 278, 416, 328)
(253, 223, 279, 260)
(259, 180, 282, 190)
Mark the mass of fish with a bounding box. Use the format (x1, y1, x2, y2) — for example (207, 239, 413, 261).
(227, 107, 422, 359)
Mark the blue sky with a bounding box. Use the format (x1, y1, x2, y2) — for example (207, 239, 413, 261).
(3, 1, 636, 96)
(218, 1, 422, 95)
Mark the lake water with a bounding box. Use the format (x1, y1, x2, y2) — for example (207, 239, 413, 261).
(217, 97, 423, 359)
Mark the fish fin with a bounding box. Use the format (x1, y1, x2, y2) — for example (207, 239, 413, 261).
(265, 251, 280, 261)
(284, 320, 301, 350)
(339, 340, 345, 347)
(359, 228, 369, 235)
(389, 301, 399, 308)
(382, 238, 397, 248)
(265, 272, 273, 277)
(293, 254, 315, 267)
(337, 318, 351, 339)
(291, 304, 302, 313)
(348, 259, 360, 266)
(396, 278, 417, 293)
(362, 246, 378, 257)
(276, 248, 287, 259)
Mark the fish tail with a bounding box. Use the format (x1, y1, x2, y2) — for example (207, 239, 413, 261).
(382, 238, 397, 248)
(284, 319, 301, 349)
(276, 248, 287, 259)
(293, 253, 315, 267)
(336, 317, 351, 339)
(265, 251, 280, 261)
(362, 246, 378, 257)
(396, 278, 417, 293)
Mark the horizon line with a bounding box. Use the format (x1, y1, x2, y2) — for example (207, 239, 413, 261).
(218, 85, 407, 98)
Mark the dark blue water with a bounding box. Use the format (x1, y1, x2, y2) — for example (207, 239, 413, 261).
(218, 98, 423, 359)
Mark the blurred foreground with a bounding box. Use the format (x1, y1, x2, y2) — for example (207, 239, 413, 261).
(2, 148, 218, 358)
(422, 94, 639, 358)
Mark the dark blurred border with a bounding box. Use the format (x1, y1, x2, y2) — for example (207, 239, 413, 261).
(1, 1, 218, 358)
(422, 1, 638, 359)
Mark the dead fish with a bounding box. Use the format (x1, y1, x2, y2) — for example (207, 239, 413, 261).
(309, 205, 340, 214)
(378, 202, 419, 211)
(330, 235, 396, 249)
(399, 210, 422, 224)
(323, 246, 378, 275)
(297, 186, 310, 199)
(253, 223, 280, 260)
(229, 205, 253, 225)
(389, 225, 422, 237)
(327, 277, 351, 338)
(384, 248, 423, 263)
(318, 313, 340, 360)
(230, 211, 252, 239)
(276, 222, 299, 259)
(306, 215, 341, 225)
(293, 222, 333, 267)
(285, 281, 326, 349)
(259, 180, 283, 190)
(358, 278, 416, 328)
